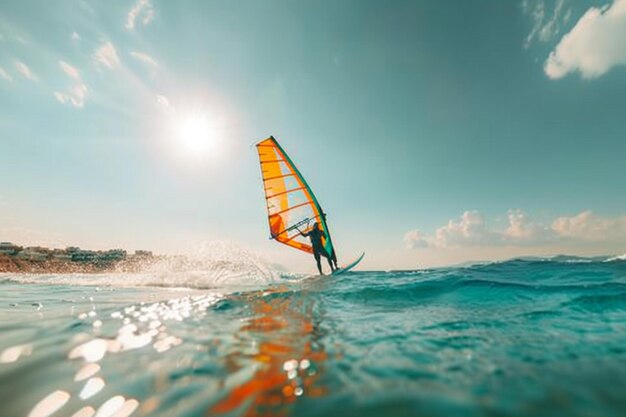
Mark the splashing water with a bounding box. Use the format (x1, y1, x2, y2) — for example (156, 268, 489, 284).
(1, 241, 289, 290)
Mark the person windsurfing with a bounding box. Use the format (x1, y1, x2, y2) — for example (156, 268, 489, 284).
(299, 222, 337, 275)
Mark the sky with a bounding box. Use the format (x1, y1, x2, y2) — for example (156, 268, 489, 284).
(1, 0, 625, 271)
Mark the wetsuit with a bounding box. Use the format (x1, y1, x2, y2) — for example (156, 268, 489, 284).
(301, 227, 334, 274)
(319, 213, 339, 270)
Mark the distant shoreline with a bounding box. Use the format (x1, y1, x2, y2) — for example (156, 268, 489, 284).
(0, 253, 158, 274)
(0, 242, 159, 274)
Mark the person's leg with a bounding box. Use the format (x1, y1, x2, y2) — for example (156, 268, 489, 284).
(314, 252, 323, 275)
(321, 248, 335, 271)
(331, 249, 338, 269)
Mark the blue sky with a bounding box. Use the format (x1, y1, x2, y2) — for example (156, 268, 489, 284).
(1, 0, 625, 270)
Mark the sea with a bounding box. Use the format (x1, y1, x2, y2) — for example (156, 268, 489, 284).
(1, 254, 626, 417)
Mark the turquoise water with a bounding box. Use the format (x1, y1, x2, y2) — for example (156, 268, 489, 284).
(1, 256, 626, 417)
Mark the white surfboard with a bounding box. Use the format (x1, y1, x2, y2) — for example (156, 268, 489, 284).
(332, 252, 365, 276)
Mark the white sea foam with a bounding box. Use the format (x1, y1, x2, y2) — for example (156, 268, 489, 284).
(605, 254, 626, 262)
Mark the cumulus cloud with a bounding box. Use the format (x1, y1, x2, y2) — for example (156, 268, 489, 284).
(404, 230, 429, 249)
(545, 0, 626, 79)
(93, 41, 120, 70)
(54, 61, 88, 108)
(503, 209, 548, 241)
(126, 0, 156, 30)
(0, 66, 12, 82)
(434, 211, 494, 248)
(71, 32, 81, 42)
(405, 209, 626, 249)
(130, 51, 158, 67)
(14, 61, 36, 80)
(551, 211, 626, 241)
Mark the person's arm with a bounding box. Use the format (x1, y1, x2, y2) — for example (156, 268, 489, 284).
(297, 228, 309, 237)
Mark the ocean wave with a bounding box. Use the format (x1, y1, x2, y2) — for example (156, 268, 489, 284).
(330, 276, 626, 306)
(458, 255, 618, 268)
(564, 292, 626, 311)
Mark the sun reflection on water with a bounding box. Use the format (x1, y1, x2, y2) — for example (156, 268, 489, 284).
(75, 364, 101, 381)
(23, 293, 223, 417)
(28, 390, 71, 417)
(20, 288, 326, 417)
(0, 343, 33, 363)
(79, 377, 106, 400)
(69, 339, 108, 362)
(70, 406, 96, 417)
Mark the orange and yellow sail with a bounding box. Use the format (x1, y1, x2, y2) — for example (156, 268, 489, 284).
(256, 136, 335, 257)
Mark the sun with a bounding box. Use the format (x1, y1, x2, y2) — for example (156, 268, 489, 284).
(178, 115, 215, 155)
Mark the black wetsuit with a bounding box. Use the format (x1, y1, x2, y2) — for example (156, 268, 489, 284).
(302, 228, 334, 274)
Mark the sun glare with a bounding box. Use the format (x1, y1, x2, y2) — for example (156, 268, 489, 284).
(178, 115, 215, 155)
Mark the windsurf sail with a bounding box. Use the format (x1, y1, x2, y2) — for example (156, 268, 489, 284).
(256, 136, 336, 258)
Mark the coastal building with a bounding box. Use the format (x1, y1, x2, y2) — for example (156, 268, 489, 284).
(51, 249, 72, 261)
(0, 242, 22, 256)
(16, 247, 50, 261)
(71, 250, 97, 262)
(101, 249, 127, 261)
(71, 249, 127, 262)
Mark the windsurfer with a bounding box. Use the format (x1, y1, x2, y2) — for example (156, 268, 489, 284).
(299, 222, 336, 275)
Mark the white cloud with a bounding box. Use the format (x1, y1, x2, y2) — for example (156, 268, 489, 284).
(0, 66, 12, 82)
(126, 0, 156, 30)
(71, 32, 81, 42)
(551, 211, 626, 241)
(54, 61, 88, 108)
(130, 51, 158, 67)
(59, 61, 80, 81)
(405, 209, 626, 250)
(93, 41, 120, 70)
(503, 209, 544, 240)
(524, 1, 546, 47)
(524, 0, 571, 48)
(54, 84, 88, 108)
(14, 61, 36, 81)
(545, 0, 626, 79)
(434, 211, 494, 248)
(404, 230, 429, 249)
